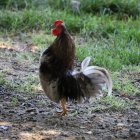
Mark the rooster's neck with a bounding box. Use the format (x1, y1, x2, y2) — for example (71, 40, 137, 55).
(51, 30, 75, 70)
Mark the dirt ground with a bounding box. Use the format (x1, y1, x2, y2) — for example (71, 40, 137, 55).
(0, 37, 140, 140)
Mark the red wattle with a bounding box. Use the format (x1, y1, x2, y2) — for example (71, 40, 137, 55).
(52, 29, 61, 36)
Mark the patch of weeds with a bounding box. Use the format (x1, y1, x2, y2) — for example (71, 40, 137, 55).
(0, 72, 6, 85)
(11, 96, 18, 106)
(3, 74, 40, 93)
(31, 32, 54, 52)
(89, 105, 109, 113)
(80, 0, 140, 18)
(112, 69, 140, 95)
(0, 9, 45, 32)
(2, 0, 140, 19)
(76, 34, 140, 71)
(0, 71, 39, 94)
(38, 99, 48, 106)
(1, 0, 31, 9)
(1, 7, 140, 41)
(99, 95, 131, 110)
(47, 0, 71, 11)
(19, 75, 39, 93)
(88, 95, 132, 113)
(16, 52, 35, 63)
(0, 37, 12, 46)
(0, 71, 15, 89)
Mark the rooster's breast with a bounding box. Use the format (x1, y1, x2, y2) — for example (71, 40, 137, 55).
(39, 74, 60, 103)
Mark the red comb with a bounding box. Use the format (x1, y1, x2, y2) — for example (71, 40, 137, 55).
(54, 20, 64, 26)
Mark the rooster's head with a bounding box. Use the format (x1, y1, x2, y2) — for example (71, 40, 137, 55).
(51, 20, 65, 36)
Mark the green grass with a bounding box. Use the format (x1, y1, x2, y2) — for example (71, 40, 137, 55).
(0, 72, 6, 85)
(76, 35, 140, 71)
(19, 75, 40, 93)
(112, 66, 140, 95)
(0, 71, 40, 93)
(11, 96, 19, 106)
(88, 95, 132, 112)
(0, 71, 14, 89)
(16, 51, 36, 63)
(81, 0, 140, 16)
(0, 7, 140, 67)
(4, 0, 139, 17)
(99, 95, 132, 110)
(1, 7, 140, 35)
(31, 32, 54, 48)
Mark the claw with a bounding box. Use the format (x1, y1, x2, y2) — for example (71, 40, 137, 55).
(57, 110, 68, 116)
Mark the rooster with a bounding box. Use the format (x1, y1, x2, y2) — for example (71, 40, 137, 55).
(39, 20, 112, 116)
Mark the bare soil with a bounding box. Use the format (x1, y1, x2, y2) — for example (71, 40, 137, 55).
(0, 37, 140, 140)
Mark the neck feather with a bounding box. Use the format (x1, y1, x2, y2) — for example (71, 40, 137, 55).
(52, 30, 75, 70)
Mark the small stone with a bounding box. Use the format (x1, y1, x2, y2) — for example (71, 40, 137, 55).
(18, 110, 25, 115)
(85, 131, 92, 134)
(114, 119, 118, 123)
(23, 127, 33, 132)
(132, 120, 139, 123)
(9, 48, 14, 52)
(26, 108, 36, 113)
(129, 128, 139, 137)
(115, 131, 129, 139)
(97, 124, 105, 129)
(22, 103, 33, 107)
(132, 123, 140, 129)
(130, 128, 140, 133)
(117, 123, 125, 127)
(80, 126, 86, 129)
(39, 109, 45, 113)
(9, 110, 16, 113)
(127, 119, 130, 122)
(0, 125, 11, 131)
(116, 123, 127, 129)
(28, 117, 37, 122)
(104, 135, 115, 140)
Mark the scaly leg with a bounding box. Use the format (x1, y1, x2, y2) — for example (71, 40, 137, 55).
(58, 98, 68, 116)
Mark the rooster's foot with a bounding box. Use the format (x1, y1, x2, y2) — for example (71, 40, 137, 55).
(58, 98, 67, 116)
(57, 110, 68, 116)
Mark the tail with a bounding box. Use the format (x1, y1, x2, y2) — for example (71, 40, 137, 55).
(72, 57, 112, 97)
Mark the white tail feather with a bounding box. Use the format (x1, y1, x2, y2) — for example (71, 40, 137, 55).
(81, 56, 91, 71)
(84, 65, 112, 96)
(74, 57, 112, 96)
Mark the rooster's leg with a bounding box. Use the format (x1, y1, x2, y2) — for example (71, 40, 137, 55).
(58, 98, 68, 116)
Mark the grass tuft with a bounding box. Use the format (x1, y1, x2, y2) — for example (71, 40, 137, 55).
(76, 35, 140, 71)
(99, 95, 131, 110)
